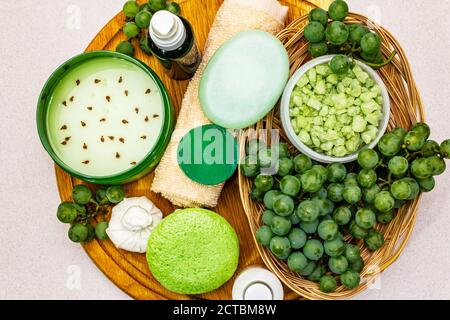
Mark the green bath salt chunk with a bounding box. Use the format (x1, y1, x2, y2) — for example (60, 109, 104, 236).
(200, 30, 289, 129)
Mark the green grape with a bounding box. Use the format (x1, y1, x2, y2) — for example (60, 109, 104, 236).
(166, 2, 181, 14)
(378, 133, 402, 157)
(299, 219, 319, 234)
(299, 261, 317, 276)
(297, 200, 320, 222)
(280, 175, 301, 197)
(364, 229, 384, 251)
(357, 148, 379, 169)
(344, 244, 360, 263)
(254, 174, 274, 192)
(95, 187, 109, 204)
(340, 270, 360, 289)
(362, 184, 380, 204)
(68, 223, 89, 243)
(440, 139, 450, 158)
(148, 0, 167, 12)
(403, 177, 420, 200)
(417, 176, 435, 192)
(256, 225, 274, 247)
(404, 130, 426, 151)
(273, 195, 295, 216)
(344, 172, 358, 186)
(304, 21, 326, 43)
(313, 197, 334, 217)
(328, 255, 348, 274)
(327, 163, 347, 182)
(428, 155, 446, 175)
(300, 170, 323, 193)
(309, 7, 328, 25)
(410, 158, 433, 179)
(377, 210, 395, 224)
(72, 185, 92, 205)
(250, 186, 264, 202)
(241, 155, 260, 177)
(258, 147, 275, 168)
(139, 3, 151, 12)
(277, 158, 294, 177)
(246, 139, 265, 156)
(360, 32, 381, 54)
(308, 264, 327, 282)
(116, 41, 135, 57)
(349, 24, 369, 44)
(309, 41, 328, 58)
(391, 127, 407, 141)
(312, 165, 328, 184)
(388, 156, 409, 176)
(328, 0, 348, 21)
(85, 224, 95, 242)
(421, 140, 440, 157)
(357, 169, 377, 188)
(262, 210, 276, 225)
(411, 122, 431, 140)
(273, 143, 291, 158)
(318, 220, 339, 240)
(290, 212, 301, 225)
(57, 202, 78, 224)
(320, 275, 337, 293)
(333, 206, 352, 225)
(342, 185, 362, 204)
(325, 21, 349, 45)
(288, 228, 307, 249)
(355, 208, 376, 229)
(303, 239, 324, 261)
(135, 10, 152, 28)
(324, 236, 346, 257)
(263, 190, 281, 210)
(123, 22, 140, 38)
(269, 236, 291, 260)
(374, 191, 395, 212)
(293, 154, 313, 173)
(361, 50, 383, 63)
(95, 221, 109, 240)
(123, 1, 140, 18)
(349, 256, 365, 272)
(390, 179, 413, 200)
(287, 252, 308, 272)
(349, 220, 368, 239)
(105, 185, 125, 204)
(313, 187, 328, 199)
(330, 55, 350, 75)
(327, 183, 344, 202)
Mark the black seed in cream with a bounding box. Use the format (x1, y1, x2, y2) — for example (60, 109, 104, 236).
(82, 160, 90, 164)
(81, 121, 86, 127)
(60, 125, 67, 130)
(115, 152, 120, 159)
(95, 79, 101, 84)
(106, 96, 111, 102)
(76, 79, 80, 86)
(145, 88, 151, 94)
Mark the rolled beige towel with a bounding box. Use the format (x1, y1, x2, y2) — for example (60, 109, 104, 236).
(151, 0, 288, 208)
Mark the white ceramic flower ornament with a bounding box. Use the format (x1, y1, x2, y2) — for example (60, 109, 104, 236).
(106, 197, 163, 253)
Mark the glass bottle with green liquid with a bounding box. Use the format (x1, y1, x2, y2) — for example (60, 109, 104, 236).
(148, 10, 201, 80)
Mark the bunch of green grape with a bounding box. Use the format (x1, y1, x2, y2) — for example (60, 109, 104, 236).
(305, 0, 396, 69)
(116, 0, 181, 57)
(241, 123, 449, 293)
(56, 185, 126, 243)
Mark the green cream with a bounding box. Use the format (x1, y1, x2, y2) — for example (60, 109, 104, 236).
(46, 57, 164, 177)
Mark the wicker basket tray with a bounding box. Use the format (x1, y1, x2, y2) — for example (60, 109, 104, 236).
(238, 13, 424, 300)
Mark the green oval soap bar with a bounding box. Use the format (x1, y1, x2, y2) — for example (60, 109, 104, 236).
(146, 208, 240, 294)
(200, 30, 289, 129)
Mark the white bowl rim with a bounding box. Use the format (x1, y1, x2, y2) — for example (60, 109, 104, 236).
(280, 54, 391, 163)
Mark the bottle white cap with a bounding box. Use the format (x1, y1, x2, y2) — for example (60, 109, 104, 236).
(149, 10, 186, 51)
(232, 266, 284, 300)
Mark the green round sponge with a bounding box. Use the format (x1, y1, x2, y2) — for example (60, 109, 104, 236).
(146, 208, 240, 294)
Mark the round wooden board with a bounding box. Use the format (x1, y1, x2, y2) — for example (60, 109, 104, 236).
(55, 0, 332, 300)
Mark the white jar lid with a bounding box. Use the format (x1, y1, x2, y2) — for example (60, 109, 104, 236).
(232, 267, 284, 300)
(149, 10, 186, 51)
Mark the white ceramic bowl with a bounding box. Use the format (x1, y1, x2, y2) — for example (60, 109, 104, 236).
(280, 55, 390, 163)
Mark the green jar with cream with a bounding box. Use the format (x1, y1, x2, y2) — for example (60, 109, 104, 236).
(37, 51, 174, 184)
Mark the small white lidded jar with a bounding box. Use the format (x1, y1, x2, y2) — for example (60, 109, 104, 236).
(232, 266, 284, 300)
